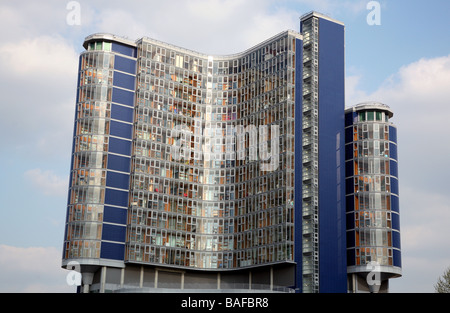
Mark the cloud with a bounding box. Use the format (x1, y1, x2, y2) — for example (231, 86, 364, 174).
(347, 54, 450, 292)
(76, 0, 301, 55)
(0, 35, 77, 158)
(0, 245, 75, 293)
(24, 169, 68, 197)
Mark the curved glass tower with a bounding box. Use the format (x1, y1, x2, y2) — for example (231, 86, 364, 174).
(345, 102, 402, 293)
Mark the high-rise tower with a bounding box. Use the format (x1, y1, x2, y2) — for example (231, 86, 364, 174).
(62, 12, 399, 294)
(345, 102, 402, 293)
(297, 12, 346, 293)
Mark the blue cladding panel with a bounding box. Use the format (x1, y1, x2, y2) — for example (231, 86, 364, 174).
(392, 212, 400, 231)
(112, 88, 134, 107)
(390, 160, 398, 178)
(109, 137, 132, 156)
(317, 17, 347, 293)
(347, 249, 356, 266)
(389, 126, 397, 143)
(393, 231, 401, 249)
(345, 178, 354, 198)
(112, 42, 137, 58)
(106, 171, 130, 190)
(110, 120, 133, 139)
(345, 112, 355, 127)
(113, 71, 135, 90)
(100, 242, 125, 261)
(391, 195, 400, 213)
(393, 249, 402, 267)
(390, 143, 398, 160)
(294, 37, 303, 291)
(105, 188, 129, 207)
(345, 127, 353, 143)
(345, 144, 353, 160)
(391, 177, 399, 195)
(104, 206, 127, 225)
(346, 230, 355, 248)
(345, 162, 354, 180)
(114, 55, 136, 74)
(346, 213, 354, 230)
(102, 224, 126, 242)
(111, 104, 134, 123)
(107, 154, 131, 173)
(346, 195, 354, 212)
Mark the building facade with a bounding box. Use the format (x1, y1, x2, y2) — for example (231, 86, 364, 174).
(345, 102, 402, 293)
(62, 12, 400, 293)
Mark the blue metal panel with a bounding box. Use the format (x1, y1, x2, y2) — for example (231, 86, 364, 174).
(393, 249, 402, 267)
(346, 213, 354, 230)
(346, 195, 354, 212)
(110, 120, 133, 139)
(391, 177, 399, 195)
(345, 144, 353, 161)
(106, 171, 130, 190)
(294, 37, 304, 292)
(102, 224, 126, 242)
(108, 137, 132, 156)
(114, 55, 136, 74)
(389, 126, 397, 143)
(392, 212, 401, 231)
(345, 160, 353, 177)
(112, 87, 134, 107)
(345, 127, 353, 143)
(100, 242, 125, 261)
(391, 195, 400, 213)
(105, 188, 129, 207)
(345, 112, 355, 127)
(345, 178, 354, 198)
(347, 249, 356, 266)
(393, 231, 401, 249)
(104, 206, 127, 225)
(113, 71, 135, 90)
(390, 160, 398, 178)
(346, 229, 355, 248)
(317, 17, 347, 293)
(111, 104, 134, 123)
(389, 143, 398, 160)
(107, 154, 131, 173)
(112, 42, 137, 58)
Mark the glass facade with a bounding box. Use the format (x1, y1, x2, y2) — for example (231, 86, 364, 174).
(125, 32, 300, 270)
(62, 13, 399, 293)
(345, 102, 402, 291)
(64, 50, 115, 260)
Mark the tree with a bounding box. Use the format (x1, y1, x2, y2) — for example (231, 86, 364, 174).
(435, 267, 450, 293)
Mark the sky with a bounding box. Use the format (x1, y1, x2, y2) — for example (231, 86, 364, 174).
(0, 0, 449, 293)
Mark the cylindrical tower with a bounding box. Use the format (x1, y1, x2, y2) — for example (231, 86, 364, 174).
(344, 102, 402, 293)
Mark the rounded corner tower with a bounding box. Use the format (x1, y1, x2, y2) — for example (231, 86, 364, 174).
(344, 102, 402, 293)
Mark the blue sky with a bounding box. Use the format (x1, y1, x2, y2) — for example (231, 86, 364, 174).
(0, 0, 449, 293)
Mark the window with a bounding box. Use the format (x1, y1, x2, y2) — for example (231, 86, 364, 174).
(376, 111, 382, 121)
(359, 112, 365, 121)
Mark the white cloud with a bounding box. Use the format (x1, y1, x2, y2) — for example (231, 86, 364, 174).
(0, 35, 78, 78)
(347, 54, 450, 292)
(0, 245, 75, 293)
(0, 35, 77, 158)
(24, 169, 68, 197)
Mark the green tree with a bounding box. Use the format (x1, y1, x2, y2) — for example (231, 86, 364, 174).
(435, 267, 450, 293)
